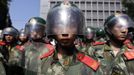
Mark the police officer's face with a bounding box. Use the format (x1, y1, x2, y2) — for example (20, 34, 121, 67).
(54, 26, 76, 47)
(86, 33, 94, 40)
(19, 35, 28, 42)
(111, 23, 128, 41)
(55, 34, 76, 47)
(30, 31, 43, 40)
(5, 34, 14, 43)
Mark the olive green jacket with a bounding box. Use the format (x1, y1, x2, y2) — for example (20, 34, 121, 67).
(39, 48, 103, 75)
(24, 41, 50, 75)
(88, 41, 134, 75)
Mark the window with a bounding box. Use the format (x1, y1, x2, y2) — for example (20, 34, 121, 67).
(80, 3, 85, 10)
(116, 3, 121, 10)
(98, 2, 103, 10)
(87, 12, 92, 19)
(110, 3, 114, 10)
(93, 11, 97, 19)
(98, 11, 103, 19)
(104, 11, 109, 19)
(92, 2, 97, 10)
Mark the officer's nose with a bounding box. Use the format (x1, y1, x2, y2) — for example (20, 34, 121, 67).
(121, 28, 128, 33)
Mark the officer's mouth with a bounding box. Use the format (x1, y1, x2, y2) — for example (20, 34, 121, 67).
(120, 35, 127, 39)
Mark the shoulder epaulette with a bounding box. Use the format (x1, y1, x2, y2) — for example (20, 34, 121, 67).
(39, 44, 55, 59)
(123, 39, 134, 49)
(0, 41, 6, 46)
(16, 45, 25, 51)
(77, 52, 100, 71)
(92, 41, 106, 46)
(124, 51, 134, 60)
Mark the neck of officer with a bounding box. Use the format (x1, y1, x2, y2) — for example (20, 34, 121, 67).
(56, 44, 76, 56)
(5, 40, 16, 45)
(110, 39, 124, 49)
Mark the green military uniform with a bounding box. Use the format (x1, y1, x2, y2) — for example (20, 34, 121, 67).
(0, 41, 21, 75)
(39, 47, 102, 75)
(24, 41, 50, 75)
(0, 42, 25, 75)
(0, 60, 6, 75)
(24, 16, 47, 75)
(41, 1, 103, 75)
(88, 41, 134, 75)
(0, 52, 6, 75)
(77, 40, 106, 56)
(0, 27, 20, 75)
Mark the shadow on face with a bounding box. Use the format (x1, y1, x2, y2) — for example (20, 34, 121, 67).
(55, 34, 76, 47)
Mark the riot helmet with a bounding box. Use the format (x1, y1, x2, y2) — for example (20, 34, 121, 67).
(2, 27, 19, 39)
(104, 13, 132, 36)
(47, 1, 84, 47)
(96, 28, 105, 38)
(104, 13, 133, 41)
(19, 28, 28, 43)
(47, 1, 85, 36)
(84, 26, 95, 40)
(25, 17, 46, 40)
(19, 28, 27, 37)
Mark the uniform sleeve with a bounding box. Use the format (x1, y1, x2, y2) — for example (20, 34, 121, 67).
(0, 61, 6, 75)
(82, 63, 104, 75)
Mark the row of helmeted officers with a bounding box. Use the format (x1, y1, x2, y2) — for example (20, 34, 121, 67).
(0, 1, 134, 75)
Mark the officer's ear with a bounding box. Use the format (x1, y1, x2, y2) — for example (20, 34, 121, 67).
(104, 24, 110, 35)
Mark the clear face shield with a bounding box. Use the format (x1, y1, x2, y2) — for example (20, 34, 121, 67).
(2, 27, 19, 39)
(47, 2, 84, 47)
(85, 27, 95, 40)
(25, 24, 45, 40)
(105, 14, 134, 41)
(47, 2, 84, 36)
(114, 16, 129, 30)
(106, 14, 133, 33)
(19, 29, 27, 37)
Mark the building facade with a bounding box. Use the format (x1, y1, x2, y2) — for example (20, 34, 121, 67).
(40, 0, 123, 28)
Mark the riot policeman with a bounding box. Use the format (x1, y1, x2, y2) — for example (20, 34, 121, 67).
(76, 26, 95, 54)
(18, 28, 28, 45)
(0, 30, 6, 75)
(0, 27, 20, 75)
(84, 26, 95, 43)
(24, 17, 50, 75)
(89, 13, 134, 75)
(104, 13, 134, 75)
(39, 1, 101, 75)
(95, 28, 106, 42)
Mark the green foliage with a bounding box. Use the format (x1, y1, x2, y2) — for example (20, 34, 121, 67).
(0, 0, 12, 29)
(122, 0, 134, 21)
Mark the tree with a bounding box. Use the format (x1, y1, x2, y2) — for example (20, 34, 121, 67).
(122, 0, 134, 21)
(0, 0, 12, 30)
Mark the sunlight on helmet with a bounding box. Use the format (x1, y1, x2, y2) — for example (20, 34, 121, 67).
(30, 18, 37, 25)
(87, 28, 92, 33)
(117, 17, 128, 28)
(60, 10, 68, 24)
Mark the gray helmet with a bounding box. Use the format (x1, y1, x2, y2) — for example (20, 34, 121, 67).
(2, 27, 19, 39)
(84, 26, 95, 40)
(96, 28, 105, 38)
(19, 28, 28, 37)
(47, 1, 85, 36)
(104, 13, 133, 36)
(25, 17, 46, 38)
